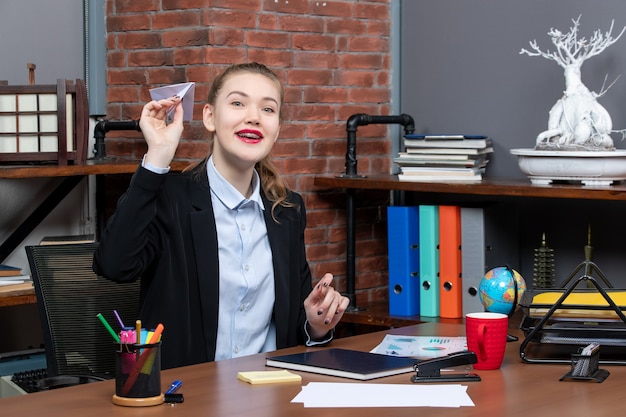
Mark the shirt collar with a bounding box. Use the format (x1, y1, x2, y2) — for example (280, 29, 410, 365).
(206, 155, 265, 210)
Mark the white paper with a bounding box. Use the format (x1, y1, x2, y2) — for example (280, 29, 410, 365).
(149, 82, 195, 121)
(370, 335, 468, 359)
(292, 382, 474, 408)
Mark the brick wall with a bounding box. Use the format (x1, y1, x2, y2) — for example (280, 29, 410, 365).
(104, 0, 393, 306)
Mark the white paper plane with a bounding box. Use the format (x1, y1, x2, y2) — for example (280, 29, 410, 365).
(149, 82, 195, 121)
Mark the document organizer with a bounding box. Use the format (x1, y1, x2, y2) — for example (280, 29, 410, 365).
(519, 275, 626, 365)
(0, 79, 88, 165)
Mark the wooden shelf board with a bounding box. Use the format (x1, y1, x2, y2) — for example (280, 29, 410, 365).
(340, 301, 462, 328)
(0, 288, 36, 307)
(314, 174, 626, 201)
(0, 159, 194, 179)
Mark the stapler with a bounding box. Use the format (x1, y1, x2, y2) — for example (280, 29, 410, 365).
(411, 351, 481, 383)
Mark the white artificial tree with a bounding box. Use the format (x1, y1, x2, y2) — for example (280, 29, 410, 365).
(520, 16, 626, 151)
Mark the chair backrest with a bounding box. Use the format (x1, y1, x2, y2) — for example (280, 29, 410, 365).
(26, 243, 140, 378)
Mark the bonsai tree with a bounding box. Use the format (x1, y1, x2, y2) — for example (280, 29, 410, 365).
(520, 16, 626, 151)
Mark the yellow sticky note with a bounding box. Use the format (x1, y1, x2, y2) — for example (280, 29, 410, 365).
(237, 370, 302, 385)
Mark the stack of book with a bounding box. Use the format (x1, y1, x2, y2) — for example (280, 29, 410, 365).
(0, 264, 33, 293)
(394, 134, 493, 182)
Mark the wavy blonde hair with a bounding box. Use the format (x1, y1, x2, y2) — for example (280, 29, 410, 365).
(191, 62, 296, 220)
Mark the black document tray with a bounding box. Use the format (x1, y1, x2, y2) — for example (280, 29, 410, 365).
(519, 275, 626, 365)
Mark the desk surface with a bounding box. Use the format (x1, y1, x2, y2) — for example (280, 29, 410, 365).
(1, 321, 623, 416)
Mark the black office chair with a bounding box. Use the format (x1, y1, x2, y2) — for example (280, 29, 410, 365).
(25, 243, 140, 390)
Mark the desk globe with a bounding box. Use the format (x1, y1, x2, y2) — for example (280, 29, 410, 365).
(478, 266, 527, 315)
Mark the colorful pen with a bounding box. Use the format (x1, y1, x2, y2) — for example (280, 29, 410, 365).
(96, 313, 121, 343)
(166, 380, 182, 394)
(113, 310, 125, 328)
(135, 319, 142, 345)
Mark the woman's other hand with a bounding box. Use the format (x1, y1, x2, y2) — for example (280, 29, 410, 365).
(304, 273, 350, 339)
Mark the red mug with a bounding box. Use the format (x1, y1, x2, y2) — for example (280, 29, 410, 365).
(465, 312, 508, 370)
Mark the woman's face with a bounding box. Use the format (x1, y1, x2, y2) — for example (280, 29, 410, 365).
(203, 71, 281, 172)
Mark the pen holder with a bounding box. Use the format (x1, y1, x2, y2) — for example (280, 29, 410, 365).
(560, 348, 610, 383)
(112, 342, 164, 406)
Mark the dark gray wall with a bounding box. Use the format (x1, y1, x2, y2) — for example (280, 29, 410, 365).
(0, 0, 83, 85)
(399, 1, 626, 287)
(400, 0, 626, 179)
(0, 0, 84, 358)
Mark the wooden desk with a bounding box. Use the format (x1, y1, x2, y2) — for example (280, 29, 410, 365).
(1, 321, 623, 416)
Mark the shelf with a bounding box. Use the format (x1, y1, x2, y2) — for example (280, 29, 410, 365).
(314, 175, 626, 201)
(0, 159, 193, 179)
(340, 301, 462, 328)
(315, 173, 626, 323)
(0, 159, 195, 308)
(0, 287, 36, 308)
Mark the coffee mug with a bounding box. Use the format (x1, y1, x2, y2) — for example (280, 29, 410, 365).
(465, 312, 508, 370)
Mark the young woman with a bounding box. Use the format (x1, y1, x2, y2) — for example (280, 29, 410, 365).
(94, 63, 350, 369)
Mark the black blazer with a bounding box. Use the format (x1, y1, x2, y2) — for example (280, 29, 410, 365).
(93, 165, 312, 369)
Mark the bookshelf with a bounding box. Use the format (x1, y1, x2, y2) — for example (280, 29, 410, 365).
(0, 159, 192, 307)
(314, 174, 626, 327)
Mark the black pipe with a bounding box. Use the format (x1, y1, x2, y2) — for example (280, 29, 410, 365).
(341, 113, 415, 310)
(93, 120, 141, 160)
(343, 113, 415, 178)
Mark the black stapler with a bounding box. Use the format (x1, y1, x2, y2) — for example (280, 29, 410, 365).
(411, 351, 481, 383)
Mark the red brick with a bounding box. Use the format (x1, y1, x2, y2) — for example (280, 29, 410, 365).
(326, 18, 368, 35)
(205, 10, 257, 28)
(292, 34, 336, 51)
(107, 52, 127, 68)
(205, 48, 248, 64)
(117, 32, 162, 49)
(162, 0, 211, 10)
(288, 69, 333, 86)
(115, 0, 159, 14)
(304, 87, 348, 103)
(263, 0, 308, 14)
(211, 0, 261, 10)
(152, 11, 201, 29)
(173, 48, 206, 65)
(294, 52, 339, 69)
(247, 49, 294, 68)
(244, 32, 291, 49)
(128, 50, 174, 67)
(310, 1, 352, 17)
(108, 69, 148, 85)
(355, 3, 389, 20)
(210, 28, 244, 46)
(277, 15, 324, 33)
(107, 15, 151, 32)
(349, 36, 389, 53)
(162, 29, 210, 47)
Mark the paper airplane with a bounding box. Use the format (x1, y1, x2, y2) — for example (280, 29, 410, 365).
(149, 82, 195, 121)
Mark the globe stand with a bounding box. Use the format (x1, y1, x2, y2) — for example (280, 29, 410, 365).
(506, 270, 519, 342)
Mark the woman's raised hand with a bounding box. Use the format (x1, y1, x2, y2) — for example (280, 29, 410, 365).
(140, 96, 184, 169)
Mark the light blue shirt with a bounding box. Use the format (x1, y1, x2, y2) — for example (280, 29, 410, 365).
(206, 157, 276, 360)
(141, 155, 333, 358)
